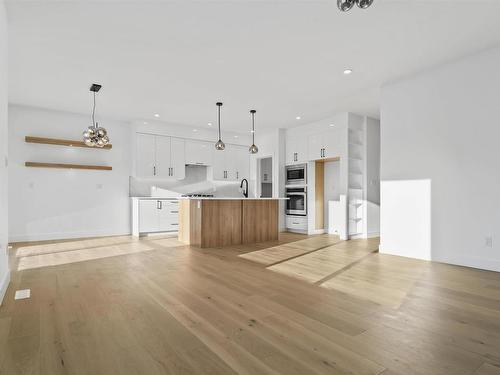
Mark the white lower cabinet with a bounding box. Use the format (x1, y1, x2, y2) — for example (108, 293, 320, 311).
(285, 216, 308, 231)
(135, 199, 179, 235)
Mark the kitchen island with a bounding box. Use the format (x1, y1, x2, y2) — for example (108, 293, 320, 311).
(178, 198, 287, 248)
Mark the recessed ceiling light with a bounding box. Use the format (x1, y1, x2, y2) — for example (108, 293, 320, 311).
(234, 135, 238, 138)
(193, 129, 198, 132)
(143, 121, 148, 125)
(344, 69, 353, 75)
(296, 116, 301, 120)
(207, 122, 212, 126)
(154, 113, 160, 118)
(329, 123, 335, 127)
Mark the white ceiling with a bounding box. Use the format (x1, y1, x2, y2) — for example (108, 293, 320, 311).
(6, 0, 500, 132)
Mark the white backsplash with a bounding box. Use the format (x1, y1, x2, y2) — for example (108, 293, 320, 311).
(129, 165, 247, 198)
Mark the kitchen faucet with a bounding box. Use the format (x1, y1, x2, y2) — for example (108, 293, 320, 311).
(240, 179, 249, 198)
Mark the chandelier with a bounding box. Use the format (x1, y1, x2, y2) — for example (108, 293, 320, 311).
(83, 84, 110, 148)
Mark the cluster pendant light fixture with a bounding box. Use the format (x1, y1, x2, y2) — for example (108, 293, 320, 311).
(337, 0, 373, 12)
(214, 102, 225, 150)
(83, 84, 110, 148)
(248, 110, 258, 154)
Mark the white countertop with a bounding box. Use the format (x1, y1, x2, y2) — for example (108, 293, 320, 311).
(178, 197, 289, 200)
(130, 197, 180, 200)
(131, 196, 288, 200)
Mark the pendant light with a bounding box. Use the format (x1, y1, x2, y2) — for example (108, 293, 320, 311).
(248, 109, 258, 154)
(337, 0, 373, 12)
(214, 102, 225, 150)
(83, 84, 110, 148)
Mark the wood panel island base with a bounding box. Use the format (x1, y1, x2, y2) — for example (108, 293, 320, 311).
(178, 198, 284, 248)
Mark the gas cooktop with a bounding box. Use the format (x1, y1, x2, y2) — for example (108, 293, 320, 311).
(181, 194, 214, 198)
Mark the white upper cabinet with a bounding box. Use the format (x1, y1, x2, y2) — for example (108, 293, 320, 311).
(135, 134, 185, 179)
(212, 145, 249, 181)
(286, 135, 308, 165)
(232, 146, 249, 181)
(155, 135, 172, 178)
(136, 134, 156, 178)
(170, 138, 186, 180)
(212, 147, 227, 180)
(185, 140, 213, 166)
(308, 127, 344, 160)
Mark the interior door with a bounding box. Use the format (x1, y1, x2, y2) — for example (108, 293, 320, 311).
(136, 134, 156, 177)
(155, 135, 172, 178)
(139, 200, 159, 232)
(170, 137, 186, 180)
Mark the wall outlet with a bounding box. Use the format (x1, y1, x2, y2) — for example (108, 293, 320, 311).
(485, 236, 493, 248)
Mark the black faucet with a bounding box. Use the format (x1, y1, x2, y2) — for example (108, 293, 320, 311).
(240, 179, 249, 198)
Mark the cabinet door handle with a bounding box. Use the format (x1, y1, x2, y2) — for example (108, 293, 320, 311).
(170, 211, 178, 214)
(159, 201, 163, 209)
(153, 166, 156, 176)
(236, 171, 239, 179)
(171, 167, 174, 176)
(156, 200, 160, 209)
(171, 223, 179, 226)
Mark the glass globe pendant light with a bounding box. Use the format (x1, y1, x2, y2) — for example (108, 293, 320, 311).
(214, 102, 225, 150)
(248, 109, 258, 154)
(83, 84, 110, 148)
(337, 0, 355, 11)
(337, 0, 373, 12)
(356, 0, 373, 9)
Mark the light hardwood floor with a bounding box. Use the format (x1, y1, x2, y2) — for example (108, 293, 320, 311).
(1, 233, 500, 375)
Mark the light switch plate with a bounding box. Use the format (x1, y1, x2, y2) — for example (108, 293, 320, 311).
(14, 289, 31, 300)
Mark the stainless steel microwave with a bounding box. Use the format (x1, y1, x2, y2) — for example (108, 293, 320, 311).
(286, 164, 306, 185)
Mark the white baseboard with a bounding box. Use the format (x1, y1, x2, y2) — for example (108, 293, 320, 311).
(9, 229, 131, 243)
(0, 269, 10, 306)
(366, 232, 380, 239)
(378, 246, 500, 273)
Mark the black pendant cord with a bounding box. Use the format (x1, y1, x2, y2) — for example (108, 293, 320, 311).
(217, 102, 222, 140)
(252, 111, 255, 144)
(92, 91, 96, 129)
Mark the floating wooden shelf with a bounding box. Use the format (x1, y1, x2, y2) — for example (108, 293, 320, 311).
(25, 136, 112, 149)
(25, 162, 112, 171)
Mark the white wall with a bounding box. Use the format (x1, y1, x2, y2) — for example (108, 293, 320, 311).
(0, 0, 10, 304)
(365, 117, 380, 236)
(8, 105, 132, 241)
(380, 46, 500, 271)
